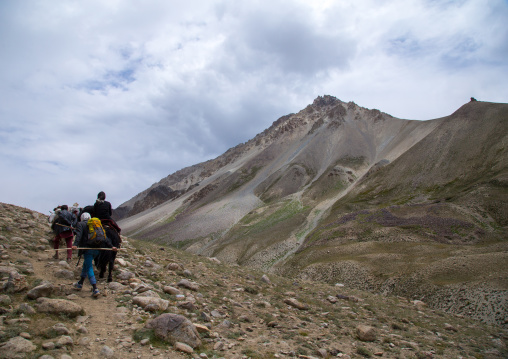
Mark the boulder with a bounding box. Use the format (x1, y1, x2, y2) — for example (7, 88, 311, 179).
(3, 271, 28, 293)
(134, 289, 159, 298)
(132, 296, 169, 311)
(145, 313, 201, 348)
(54, 269, 74, 279)
(44, 323, 71, 337)
(0, 336, 36, 358)
(35, 298, 84, 318)
(27, 282, 55, 299)
(177, 279, 199, 291)
(166, 263, 183, 271)
(356, 325, 377, 342)
(17, 303, 36, 315)
(108, 282, 127, 291)
(117, 270, 135, 280)
(163, 285, 182, 295)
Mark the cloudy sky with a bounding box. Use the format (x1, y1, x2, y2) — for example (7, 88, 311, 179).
(1, 0, 507, 214)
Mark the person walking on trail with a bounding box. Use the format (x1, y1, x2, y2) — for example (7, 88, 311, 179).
(51, 204, 77, 262)
(93, 191, 113, 220)
(72, 212, 117, 297)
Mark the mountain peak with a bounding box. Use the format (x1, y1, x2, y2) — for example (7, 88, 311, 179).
(311, 94, 342, 107)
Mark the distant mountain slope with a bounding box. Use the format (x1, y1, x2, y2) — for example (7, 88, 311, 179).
(117, 96, 508, 325)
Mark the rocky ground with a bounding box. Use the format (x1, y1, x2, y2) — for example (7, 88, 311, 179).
(0, 202, 506, 359)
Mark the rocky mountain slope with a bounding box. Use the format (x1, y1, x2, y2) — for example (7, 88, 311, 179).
(0, 202, 507, 358)
(115, 96, 508, 327)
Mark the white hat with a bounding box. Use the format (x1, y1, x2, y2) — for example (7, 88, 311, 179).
(81, 212, 91, 221)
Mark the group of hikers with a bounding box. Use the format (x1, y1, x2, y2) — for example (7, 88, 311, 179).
(49, 191, 121, 297)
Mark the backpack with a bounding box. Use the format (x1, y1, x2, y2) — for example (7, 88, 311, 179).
(87, 217, 107, 247)
(51, 214, 70, 233)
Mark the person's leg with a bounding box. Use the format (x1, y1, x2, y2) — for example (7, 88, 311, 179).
(53, 234, 60, 259)
(74, 251, 90, 290)
(86, 250, 100, 296)
(65, 235, 73, 262)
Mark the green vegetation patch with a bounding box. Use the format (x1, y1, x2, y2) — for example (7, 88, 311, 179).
(228, 166, 262, 193)
(237, 199, 308, 236)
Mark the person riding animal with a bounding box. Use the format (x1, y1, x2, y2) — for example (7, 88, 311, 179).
(94, 191, 113, 220)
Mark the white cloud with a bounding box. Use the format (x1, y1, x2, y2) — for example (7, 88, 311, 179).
(0, 0, 506, 213)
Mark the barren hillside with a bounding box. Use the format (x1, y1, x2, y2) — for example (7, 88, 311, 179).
(0, 203, 507, 358)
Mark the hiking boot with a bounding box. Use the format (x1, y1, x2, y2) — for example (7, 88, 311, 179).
(73, 282, 83, 290)
(52, 253, 58, 260)
(66, 258, 72, 263)
(92, 288, 100, 297)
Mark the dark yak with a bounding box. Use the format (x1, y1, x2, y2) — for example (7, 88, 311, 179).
(94, 219, 122, 282)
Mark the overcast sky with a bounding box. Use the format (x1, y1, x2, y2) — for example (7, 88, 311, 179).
(1, 0, 507, 214)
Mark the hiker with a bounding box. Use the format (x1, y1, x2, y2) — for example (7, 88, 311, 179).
(48, 206, 61, 225)
(93, 191, 112, 220)
(51, 205, 77, 262)
(72, 212, 117, 297)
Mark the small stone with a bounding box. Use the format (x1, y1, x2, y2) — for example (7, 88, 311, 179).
(317, 348, 328, 358)
(261, 274, 271, 284)
(79, 337, 91, 346)
(444, 323, 458, 332)
(100, 345, 115, 358)
(140, 339, 150, 346)
(166, 263, 182, 271)
(42, 341, 56, 350)
(214, 341, 225, 351)
(175, 341, 194, 354)
(177, 279, 199, 291)
(284, 297, 309, 310)
(327, 295, 338, 303)
(193, 323, 210, 333)
(55, 335, 73, 347)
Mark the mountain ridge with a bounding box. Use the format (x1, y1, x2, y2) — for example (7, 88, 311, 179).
(116, 96, 508, 326)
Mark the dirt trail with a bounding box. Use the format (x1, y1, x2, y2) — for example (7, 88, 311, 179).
(28, 250, 186, 359)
